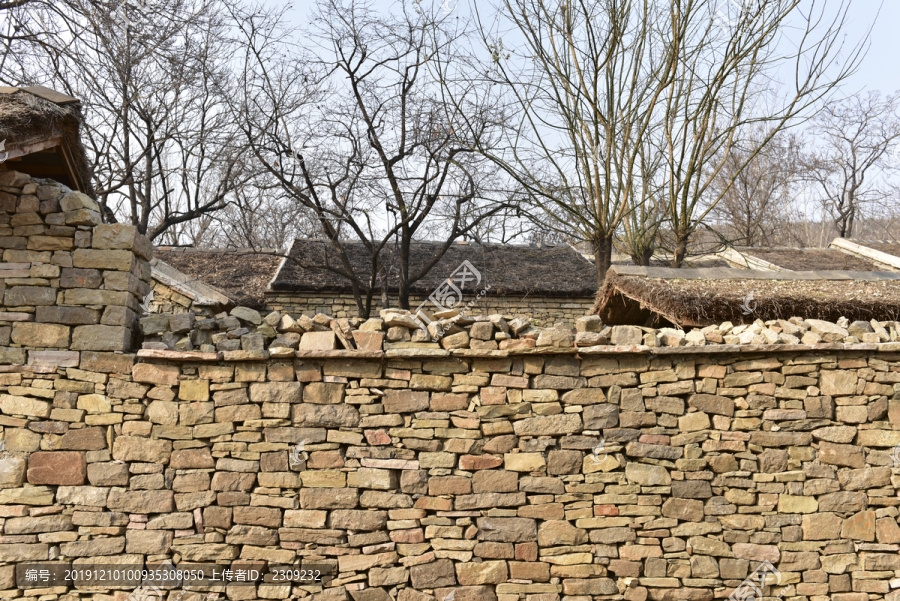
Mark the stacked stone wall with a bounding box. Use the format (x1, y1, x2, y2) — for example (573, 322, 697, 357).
(264, 292, 595, 327)
(0, 171, 150, 359)
(1, 344, 899, 601)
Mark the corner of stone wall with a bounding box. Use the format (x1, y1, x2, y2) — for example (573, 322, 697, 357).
(0, 170, 151, 363)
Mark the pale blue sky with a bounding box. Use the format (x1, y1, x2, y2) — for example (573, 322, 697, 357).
(839, 0, 898, 96)
(273, 0, 897, 98)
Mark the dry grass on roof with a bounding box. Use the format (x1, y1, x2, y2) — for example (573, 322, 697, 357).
(597, 270, 900, 326)
(742, 248, 882, 271)
(154, 249, 283, 310)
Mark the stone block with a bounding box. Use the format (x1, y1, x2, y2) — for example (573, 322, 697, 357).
(73, 248, 135, 271)
(71, 325, 132, 351)
(26, 451, 86, 485)
(250, 382, 302, 403)
(383, 389, 429, 413)
(92, 224, 142, 250)
(477, 517, 537, 542)
(87, 462, 129, 486)
(179, 379, 210, 402)
(0, 394, 51, 418)
(60, 267, 103, 288)
(107, 490, 175, 513)
(304, 382, 344, 404)
(4, 286, 57, 306)
(126, 529, 173, 554)
(112, 436, 172, 463)
(11, 322, 69, 348)
(133, 362, 180, 386)
(299, 331, 338, 350)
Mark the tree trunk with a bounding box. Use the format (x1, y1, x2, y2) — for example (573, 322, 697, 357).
(671, 235, 688, 268)
(592, 234, 614, 290)
(630, 246, 654, 266)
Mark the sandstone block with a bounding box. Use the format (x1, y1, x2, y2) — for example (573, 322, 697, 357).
(107, 490, 175, 513)
(778, 494, 818, 514)
(456, 560, 508, 585)
(0, 394, 50, 418)
(293, 403, 359, 427)
(179, 379, 210, 401)
(304, 382, 344, 404)
(410, 558, 456, 589)
(513, 414, 582, 436)
(626, 462, 671, 486)
(504, 453, 545, 472)
(583, 404, 619, 429)
(73, 248, 135, 271)
(477, 517, 537, 542)
(251, 382, 302, 403)
(71, 325, 133, 351)
(299, 331, 338, 350)
(383, 389, 429, 413)
(58, 426, 107, 450)
(820, 370, 857, 395)
(133, 362, 180, 386)
(170, 448, 215, 469)
(11, 322, 69, 347)
(126, 529, 173, 554)
(27, 451, 86, 485)
(112, 436, 172, 463)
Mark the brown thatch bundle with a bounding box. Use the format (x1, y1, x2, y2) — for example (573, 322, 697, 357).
(594, 267, 900, 327)
(0, 85, 94, 197)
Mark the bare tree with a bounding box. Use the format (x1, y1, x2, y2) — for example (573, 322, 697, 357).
(619, 140, 666, 265)
(230, 0, 510, 317)
(804, 91, 900, 238)
(659, 0, 863, 267)
(472, 0, 678, 287)
(8, 0, 249, 240)
(709, 129, 801, 247)
(480, 0, 864, 279)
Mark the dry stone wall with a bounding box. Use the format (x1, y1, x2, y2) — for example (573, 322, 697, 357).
(0, 171, 151, 359)
(2, 169, 900, 601)
(0, 345, 899, 601)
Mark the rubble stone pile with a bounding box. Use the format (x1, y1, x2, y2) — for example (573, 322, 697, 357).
(141, 305, 900, 355)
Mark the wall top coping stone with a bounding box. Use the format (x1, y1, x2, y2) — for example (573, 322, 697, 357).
(131, 340, 900, 362)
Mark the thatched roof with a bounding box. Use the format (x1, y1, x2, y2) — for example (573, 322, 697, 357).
(270, 239, 598, 297)
(594, 265, 900, 328)
(153, 247, 284, 310)
(0, 85, 94, 196)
